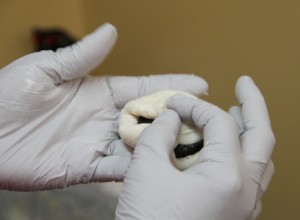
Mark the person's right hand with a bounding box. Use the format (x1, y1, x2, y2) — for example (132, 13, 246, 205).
(115, 76, 275, 220)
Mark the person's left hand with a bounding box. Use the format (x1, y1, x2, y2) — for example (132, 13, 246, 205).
(0, 23, 208, 191)
(115, 76, 275, 220)
(229, 80, 275, 219)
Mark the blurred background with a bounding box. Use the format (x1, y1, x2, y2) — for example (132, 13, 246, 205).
(0, 0, 299, 219)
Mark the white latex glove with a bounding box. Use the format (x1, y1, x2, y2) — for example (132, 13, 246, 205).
(115, 76, 275, 220)
(229, 80, 275, 220)
(0, 23, 209, 191)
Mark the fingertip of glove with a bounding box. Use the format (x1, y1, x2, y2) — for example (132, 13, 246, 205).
(90, 23, 118, 46)
(99, 23, 118, 38)
(189, 74, 209, 96)
(236, 75, 255, 91)
(168, 74, 209, 96)
(235, 75, 263, 103)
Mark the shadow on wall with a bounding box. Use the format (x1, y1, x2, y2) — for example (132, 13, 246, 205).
(32, 28, 77, 52)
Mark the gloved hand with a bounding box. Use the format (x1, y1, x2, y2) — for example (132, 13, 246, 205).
(115, 76, 275, 220)
(229, 85, 275, 220)
(0, 23, 209, 191)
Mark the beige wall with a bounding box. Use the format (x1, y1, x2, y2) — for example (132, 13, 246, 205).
(1, 1, 299, 219)
(0, 0, 86, 67)
(83, 1, 300, 219)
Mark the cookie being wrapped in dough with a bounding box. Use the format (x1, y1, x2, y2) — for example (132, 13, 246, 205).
(118, 90, 204, 170)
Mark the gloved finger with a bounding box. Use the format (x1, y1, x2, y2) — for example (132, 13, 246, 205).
(235, 76, 276, 171)
(229, 106, 275, 190)
(93, 156, 131, 182)
(260, 160, 275, 193)
(106, 74, 209, 108)
(251, 200, 262, 220)
(229, 105, 245, 137)
(255, 160, 275, 201)
(230, 104, 275, 219)
(92, 140, 133, 182)
(108, 139, 133, 157)
(52, 23, 117, 83)
(229, 104, 275, 191)
(135, 110, 181, 162)
(167, 95, 240, 162)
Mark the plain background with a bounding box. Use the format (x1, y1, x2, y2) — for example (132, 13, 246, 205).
(1, 0, 299, 219)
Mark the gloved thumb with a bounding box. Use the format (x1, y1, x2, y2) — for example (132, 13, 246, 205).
(167, 95, 240, 161)
(54, 23, 117, 82)
(135, 110, 181, 162)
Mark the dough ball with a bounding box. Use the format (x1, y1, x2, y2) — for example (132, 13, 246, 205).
(118, 90, 204, 170)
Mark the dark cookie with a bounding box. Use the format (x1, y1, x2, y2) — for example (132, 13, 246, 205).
(174, 140, 204, 158)
(138, 117, 154, 124)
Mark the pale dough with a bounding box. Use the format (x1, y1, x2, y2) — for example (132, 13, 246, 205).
(118, 90, 203, 170)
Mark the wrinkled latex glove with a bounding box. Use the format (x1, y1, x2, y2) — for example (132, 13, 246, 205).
(115, 76, 275, 220)
(0, 23, 209, 191)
